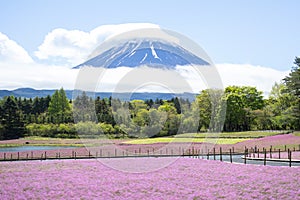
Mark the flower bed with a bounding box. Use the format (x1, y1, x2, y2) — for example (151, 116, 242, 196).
(0, 158, 299, 199)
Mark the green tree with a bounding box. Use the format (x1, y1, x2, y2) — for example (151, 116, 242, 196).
(73, 91, 96, 122)
(192, 89, 225, 132)
(158, 102, 180, 136)
(267, 82, 296, 129)
(224, 86, 264, 131)
(1, 96, 25, 139)
(283, 57, 300, 130)
(48, 88, 71, 123)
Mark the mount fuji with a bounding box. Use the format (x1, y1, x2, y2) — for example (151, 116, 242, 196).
(73, 40, 209, 69)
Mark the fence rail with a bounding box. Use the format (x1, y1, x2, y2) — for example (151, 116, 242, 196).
(1, 144, 300, 167)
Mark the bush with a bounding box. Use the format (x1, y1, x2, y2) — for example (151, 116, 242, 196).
(26, 123, 77, 138)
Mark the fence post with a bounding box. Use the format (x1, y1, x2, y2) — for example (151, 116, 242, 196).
(284, 145, 287, 151)
(17, 152, 19, 160)
(201, 149, 203, 159)
(244, 149, 247, 164)
(279, 149, 281, 159)
(258, 149, 260, 158)
(229, 148, 232, 163)
(264, 149, 266, 166)
(45, 151, 47, 160)
(75, 152, 76, 159)
(289, 151, 292, 167)
(220, 147, 223, 162)
(4, 153, 6, 161)
(213, 148, 216, 160)
(270, 148, 272, 159)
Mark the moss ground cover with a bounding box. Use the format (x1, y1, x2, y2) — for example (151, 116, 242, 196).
(0, 157, 299, 199)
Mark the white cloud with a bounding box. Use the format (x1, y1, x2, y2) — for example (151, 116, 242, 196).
(73, 66, 204, 93)
(34, 23, 160, 66)
(0, 62, 78, 90)
(0, 32, 33, 63)
(216, 63, 289, 96)
(0, 24, 291, 97)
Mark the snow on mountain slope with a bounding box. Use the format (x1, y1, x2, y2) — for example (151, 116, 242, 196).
(73, 40, 209, 69)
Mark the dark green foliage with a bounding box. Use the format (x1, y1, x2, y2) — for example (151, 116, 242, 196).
(0, 96, 25, 139)
(26, 123, 77, 138)
(1, 56, 300, 140)
(48, 88, 72, 124)
(283, 57, 300, 130)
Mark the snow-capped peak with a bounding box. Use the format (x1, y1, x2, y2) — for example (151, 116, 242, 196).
(150, 44, 161, 61)
(74, 39, 210, 69)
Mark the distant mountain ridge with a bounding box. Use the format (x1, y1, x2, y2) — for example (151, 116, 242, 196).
(0, 88, 196, 101)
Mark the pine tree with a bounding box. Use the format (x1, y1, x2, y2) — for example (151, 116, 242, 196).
(283, 57, 300, 130)
(1, 96, 24, 139)
(48, 88, 71, 124)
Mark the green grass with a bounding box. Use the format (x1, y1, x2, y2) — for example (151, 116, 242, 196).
(0, 144, 22, 148)
(176, 131, 287, 139)
(123, 137, 249, 145)
(123, 131, 289, 145)
(21, 136, 65, 140)
(0, 143, 85, 148)
(294, 132, 300, 137)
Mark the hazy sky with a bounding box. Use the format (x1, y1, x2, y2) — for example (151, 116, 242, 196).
(0, 0, 299, 94)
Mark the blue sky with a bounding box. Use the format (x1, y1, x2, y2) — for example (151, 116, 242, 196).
(1, 0, 299, 70)
(0, 0, 299, 93)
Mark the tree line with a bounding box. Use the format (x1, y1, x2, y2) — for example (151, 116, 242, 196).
(0, 57, 299, 140)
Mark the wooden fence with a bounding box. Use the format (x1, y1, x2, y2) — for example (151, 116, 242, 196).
(0, 144, 300, 167)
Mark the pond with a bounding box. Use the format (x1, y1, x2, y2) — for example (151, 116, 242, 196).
(0, 145, 76, 152)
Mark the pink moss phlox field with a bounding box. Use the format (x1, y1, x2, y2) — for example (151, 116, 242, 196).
(0, 158, 300, 199)
(236, 134, 300, 148)
(1, 134, 300, 160)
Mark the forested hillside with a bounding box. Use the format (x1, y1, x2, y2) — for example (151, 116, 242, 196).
(0, 57, 299, 140)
